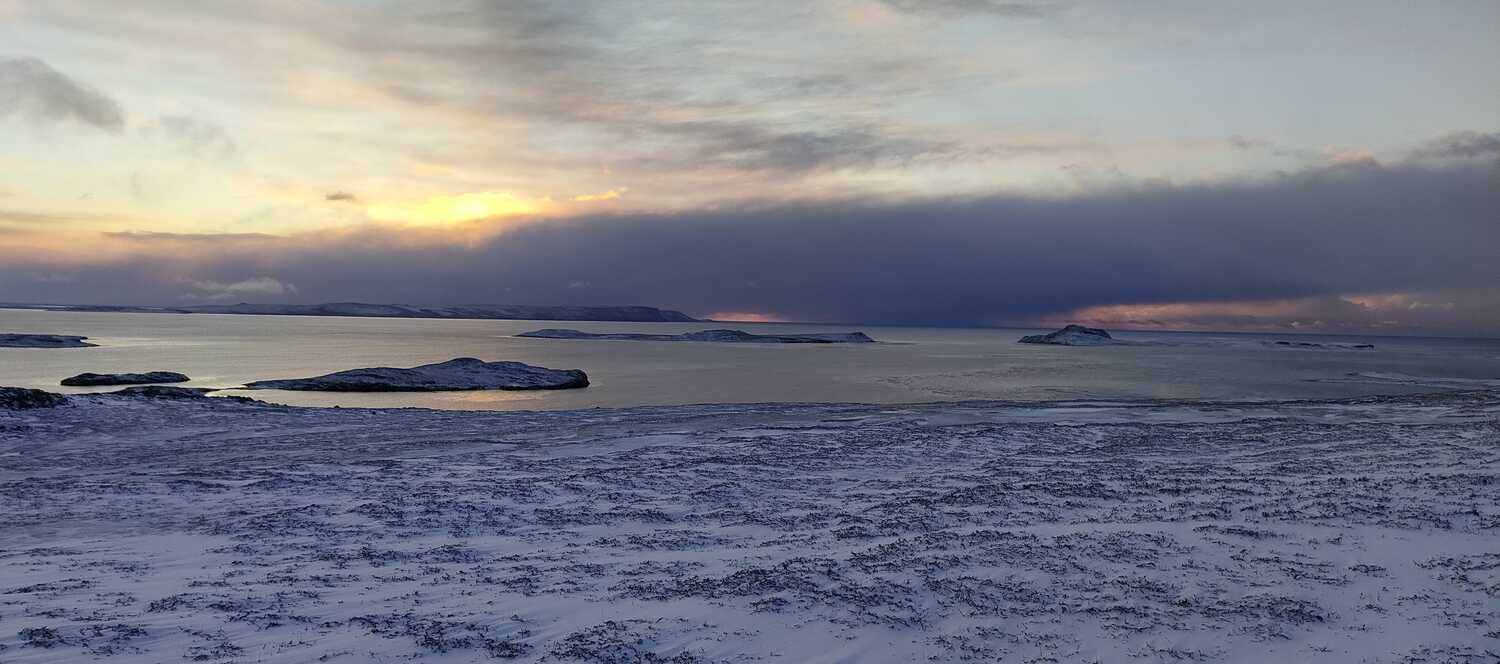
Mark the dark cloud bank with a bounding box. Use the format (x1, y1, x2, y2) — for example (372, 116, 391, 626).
(3, 155, 1498, 332)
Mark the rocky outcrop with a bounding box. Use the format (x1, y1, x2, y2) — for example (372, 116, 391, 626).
(61, 371, 190, 386)
(243, 358, 589, 392)
(519, 328, 876, 344)
(106, 386, 215, 399)
(1018, 325, 1119, 346)
(0, 334, 96, 348)
(0, 387, 69, 409)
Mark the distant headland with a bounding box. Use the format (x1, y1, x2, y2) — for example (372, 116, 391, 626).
(0, 302, 697, 323)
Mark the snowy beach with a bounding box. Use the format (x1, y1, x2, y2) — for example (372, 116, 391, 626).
(2, 391, 1496, 663)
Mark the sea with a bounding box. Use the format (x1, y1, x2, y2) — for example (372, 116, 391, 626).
(3, 308, 1498, 411)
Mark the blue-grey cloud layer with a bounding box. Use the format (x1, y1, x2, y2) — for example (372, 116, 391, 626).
(4, 154, 1496, 330)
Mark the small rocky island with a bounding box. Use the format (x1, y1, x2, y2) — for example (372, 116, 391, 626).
(1268, 340, 1375, 350)
(244, 358, 589, 392)
(61, 371, 190, 386)
(519, 328, 875, 344)
(0, 333, 96, 348)
(1018, 325, 1121, 346)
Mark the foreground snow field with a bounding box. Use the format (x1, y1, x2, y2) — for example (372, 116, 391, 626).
(2, 392, 1497, 663)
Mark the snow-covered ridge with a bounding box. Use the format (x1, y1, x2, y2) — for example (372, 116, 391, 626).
(0, 333, 95, 348)
(2, 391, 1496, 662)
(243, 357, 589, 392)
(519, 328, 876, 343)
(1018, 324, 1122, 346)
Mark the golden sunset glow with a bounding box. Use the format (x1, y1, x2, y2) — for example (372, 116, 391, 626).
(365, 192, 548, 226)
(574, 189, 626, 202)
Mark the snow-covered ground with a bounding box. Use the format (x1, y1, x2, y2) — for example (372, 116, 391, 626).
(2, 391, 1497, 662)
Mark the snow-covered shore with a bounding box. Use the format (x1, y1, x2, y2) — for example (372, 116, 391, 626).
(2, 392, 1497, 662)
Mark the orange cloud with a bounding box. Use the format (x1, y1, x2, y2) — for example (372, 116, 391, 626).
(706, 311, 786, 323)
(574, 188, 626, 202)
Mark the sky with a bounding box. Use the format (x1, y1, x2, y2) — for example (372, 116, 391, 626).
(1, 1, 1497, 334)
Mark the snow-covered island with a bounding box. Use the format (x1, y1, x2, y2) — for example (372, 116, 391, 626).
(1017, 324, 1120, 346)
(519, 328, 876, 343)
(2, 388, 1496, 662)
(0, 333, 96, 348)
(243, 357, 589, 391)
(60, 371, 190, 386)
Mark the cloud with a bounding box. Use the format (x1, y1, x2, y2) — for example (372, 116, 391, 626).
(365, 192, 547, 225)
(1413, 131, 1500, 160)
(156, 115, 239, 160)
(574, 189, 624, 202)
(187, 276, 297, 300)
(878, 0, 1061, 18)
(1, 208, 78, 226)
(325, 191, 360, 204)
(103, 230, 282, 242)
(1063, 290, 1499, 334)
(0, 57, 124, 131)
(1, 153, 1495, 333)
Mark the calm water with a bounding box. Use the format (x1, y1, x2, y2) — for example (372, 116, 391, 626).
(3, 308, 1498, 410)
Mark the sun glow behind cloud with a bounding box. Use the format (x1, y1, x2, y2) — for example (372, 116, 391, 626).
(365, 192, 547, 226)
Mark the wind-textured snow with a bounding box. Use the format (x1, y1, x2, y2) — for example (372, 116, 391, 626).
(0, 334, 95, 348)
(2, 391, 1498, 663)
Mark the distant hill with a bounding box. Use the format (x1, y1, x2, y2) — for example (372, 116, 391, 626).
(2, 302, 698, 323)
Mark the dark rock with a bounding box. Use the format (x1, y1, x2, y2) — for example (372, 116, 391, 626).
(103, 385, 260, 403)
(1269, 340, 1375, 350)
(107, 386, 213, 399)
(61, 371, 190, 386)
(0, 333, 95, 348)
(0, 387, 69, 409)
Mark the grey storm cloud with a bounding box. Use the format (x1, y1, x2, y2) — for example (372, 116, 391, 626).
(2, 154, 1497, 330)
(1413, 131, 1500, 160)
(0, 57, 124, 131)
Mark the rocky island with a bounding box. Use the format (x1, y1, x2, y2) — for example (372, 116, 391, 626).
(61, 371, 190, 386)
(0, 333, 96, 348)
(243, 358, 589, 392)
(1018, 324, 1121, 346)
(1267, 340, 1375, 350)
(519, 328, 875, 343)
